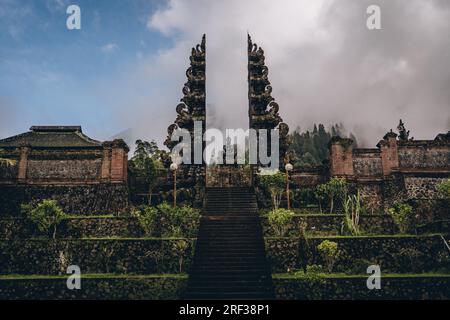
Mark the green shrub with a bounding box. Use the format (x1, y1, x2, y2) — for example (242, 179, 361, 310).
(305, 264, 325, 274)
(21, 200, 68, 239)
(345, 258, 373, 275)
(157, 202, 200, 237)
(259, 172, 286, 210)
(293, 265, 326, 299)
(317, 240, 340, 273)
(267, 209, 295, 236)
(437, 179, 450, 199)
(132, 205, 159, 236)
(388, 202, 413, 233)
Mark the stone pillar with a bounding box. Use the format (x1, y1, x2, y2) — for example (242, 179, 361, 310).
(101, 143, 112, 181)
(17, 145, 30, 182)
(110, 139, 129, 183)
(329, 137, 354, 177)
(378, 131, 399, 176)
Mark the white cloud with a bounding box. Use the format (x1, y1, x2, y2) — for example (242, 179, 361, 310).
(101, 0, 450, 147)
(1, 0, 446, 148)
(101, 43, 119, 53)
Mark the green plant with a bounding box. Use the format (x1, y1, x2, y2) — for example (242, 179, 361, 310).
(314, 185, 327, 213)
(21, 200, 68, 239)
(341, 190, 364, 235)
(132, 205, 159, 236)
(130, 140, 165, 205)
(267, 209, 295, 236)
(317, 178, 347, 214)
(172, 239, 189, 273)
(345, 258, 373, 275)
(259, 172, 285, 210)
(305, 264, 325, 274)
(293, 264, 326, 299)
(317, 240, 340, 273)
(388, 202, 413, 233)
(157, 202, 200, 237)
(437, 179, 450, 199)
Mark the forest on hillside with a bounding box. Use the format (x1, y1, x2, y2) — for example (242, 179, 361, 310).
(288, 123, 358, 167)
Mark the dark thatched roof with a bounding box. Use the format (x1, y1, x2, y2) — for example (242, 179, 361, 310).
(0, 126, 102, 148)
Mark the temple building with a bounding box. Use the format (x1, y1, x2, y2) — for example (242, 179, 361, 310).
(0, 126, 129, 215)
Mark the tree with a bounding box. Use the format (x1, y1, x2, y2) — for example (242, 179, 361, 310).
(397, 119, 411, 141)
(21, 200, 68, 239)
(321, 177, 347, 214)
(388, 202, 413, 233)
(130, 140, 164, 205)
(267, 209, 295, 236)
(317, 240, 340, 273)
(259, 172, 286, 210)
(288, 123, 358, 166)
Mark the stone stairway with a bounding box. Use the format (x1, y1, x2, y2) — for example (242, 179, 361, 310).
(184, 187, 274, 300)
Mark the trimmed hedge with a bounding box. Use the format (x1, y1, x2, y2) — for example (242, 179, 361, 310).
(265, 235, 449, 274)
(273, 274, 450, 300)
(0, 274, 187, 299)
(0, 239, 195, 275)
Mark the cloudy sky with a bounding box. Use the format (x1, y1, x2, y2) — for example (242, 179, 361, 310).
(0, 0, 449, 148)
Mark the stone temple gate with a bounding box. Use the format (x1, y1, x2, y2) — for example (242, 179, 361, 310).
(163, 34, 290, 190)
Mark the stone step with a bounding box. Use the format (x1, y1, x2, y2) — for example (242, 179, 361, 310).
(185, 187, 274, 299)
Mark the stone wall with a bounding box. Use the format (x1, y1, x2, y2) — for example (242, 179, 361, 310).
(352, 149, 382, 177)
(328, 131, 450, 213)
(27, 158, 102, 181)
(265, 235, 448, 274)
(0, 276, 187, 300)
(0, 184, 129, 216)
(398, 143, 450, 170)
(261, 214, 396, 237)
(0, 239, 195, 275)
(273, 275, 450, 300)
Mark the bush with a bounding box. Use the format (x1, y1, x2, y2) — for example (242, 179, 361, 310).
(21, 200, 68, 239)
(388, 202, 413, 233)
(437, 179, 450, 199)
(132, 205, 159, 236)
(267, 209, 295, 236)
(345, 258, 373, 275)
(259, 172, 286, 210)
(305, 264, 325, 274)
(317, 240, 340, 273)
(157, 202, 200, 238)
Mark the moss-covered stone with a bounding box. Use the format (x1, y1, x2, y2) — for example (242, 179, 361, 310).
(0, 239, 195, 275)
(0, 274, 187, 299)
(273, 274, 450, 300)
(265, 235, 449, 274)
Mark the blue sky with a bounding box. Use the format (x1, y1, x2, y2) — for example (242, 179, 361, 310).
(1, 0, 449, 148)
(0, 0, 171, 141)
